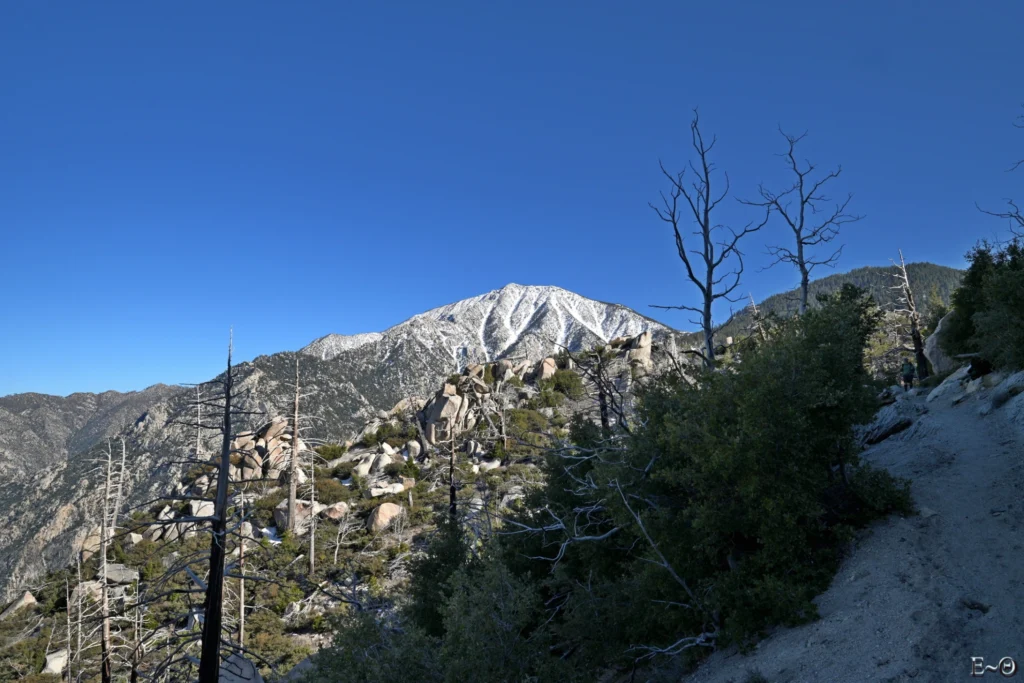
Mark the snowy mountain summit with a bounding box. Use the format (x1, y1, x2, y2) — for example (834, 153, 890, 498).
(302, 283, 672, 364)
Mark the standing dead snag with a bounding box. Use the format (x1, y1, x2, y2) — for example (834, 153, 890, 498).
(741, 128, 863, 315)
(289, 356, 301, 535)
(651, 109, 769, 368)
(891, 250, 930, 381)
(977, 104, 1024, 238)
(198, 334, 235, 682)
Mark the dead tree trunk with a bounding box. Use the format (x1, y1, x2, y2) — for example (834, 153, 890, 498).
(448, 426, 457, 521)
(238, 498, 246, 649)
(99, 438, 126, 683)
(891, 249, 930, 380)
(64, 579, 72, 683)
(741, 128, 862, 315)
(308, 447, 316, 576)
(198, 336, 235, 682)
(288, 356, 300, 535)
(651, 109, 768, 368)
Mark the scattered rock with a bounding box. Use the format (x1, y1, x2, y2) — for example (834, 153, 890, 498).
(263, 417, 289, 443)
(79, 527, 102, 562)
(354, 456, 374, 478)
(190, 500, 215, 518)
(979, 371, 1024, 416)
(42, 649, 68, 675)
(370, 483, 405, 498)
(105, 563, 140, 584)
(370, 453, 393, 474)
(273, 499, 319, 535)
(861, 401, 927, 445)
(219, 653, 265, 682)
(70, 581, 102, 605)
(366, 503, 404, 532)
(0, 591, 36, 620)
(319, 502, 350, 521)
(927, 365, 970, 403)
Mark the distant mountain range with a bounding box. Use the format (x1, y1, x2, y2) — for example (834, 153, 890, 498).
(0, 283, 676, 597)
(715, 262, 963, 341)
(0, 268, 963, 598)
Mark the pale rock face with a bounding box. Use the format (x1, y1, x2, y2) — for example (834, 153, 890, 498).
(43, 649, 69, 675)
(406, 440, 422, 458)
(369, 483, 405, 497)
(105, 563, 140, 585)
(273, 500, 319, 536)
(0, 591, 36, 620)
(538, 357, 557, 380)
(219, 653, 265, 683)
(924, 312, 958, 375)
(319, 502, 350, 521)
(366, 503, 403, 532)
(370, 453, 393, 474)
(190, 500, 215, 518)
(353, 457, 374, 478)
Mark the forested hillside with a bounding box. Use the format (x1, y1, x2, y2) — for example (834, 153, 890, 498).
(716, 263, 962, 341)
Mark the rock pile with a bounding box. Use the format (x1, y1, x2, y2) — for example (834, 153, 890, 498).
(227, 416, 309, 484)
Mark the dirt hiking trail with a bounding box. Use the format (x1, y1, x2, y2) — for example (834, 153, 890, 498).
(685, 374, 1024, 683)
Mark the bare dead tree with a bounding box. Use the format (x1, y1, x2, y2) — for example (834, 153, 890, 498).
(741, 128, 863, 314)
(977, 105, 1024, 238)
(651, 109, 769, 368)
(288, 356, 301, 535)
(308, 443, 317, 576)
(197, 333, 236, 682)
(98, 438, 127, 683)
(890, 249, 930, 380)
(748, 293, 767, 342)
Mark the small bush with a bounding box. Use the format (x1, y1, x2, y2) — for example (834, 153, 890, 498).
(315, 477, 353, 506)
(316, 443, 349, 461)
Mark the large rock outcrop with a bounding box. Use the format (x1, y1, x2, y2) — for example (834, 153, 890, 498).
(924, 312, 958, 375)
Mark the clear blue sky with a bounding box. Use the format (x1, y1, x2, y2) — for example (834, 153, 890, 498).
(2, 1, 1022, 397)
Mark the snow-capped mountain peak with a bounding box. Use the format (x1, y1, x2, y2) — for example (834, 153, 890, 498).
(301, 283, 671, 364)
(301, 332, 383, 360)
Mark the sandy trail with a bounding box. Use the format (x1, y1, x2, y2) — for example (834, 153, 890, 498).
(685, 382, 1024, 683)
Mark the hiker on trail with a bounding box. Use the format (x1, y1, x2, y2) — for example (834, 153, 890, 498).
(901, 358, 916, 392)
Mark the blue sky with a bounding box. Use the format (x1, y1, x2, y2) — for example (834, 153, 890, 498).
(2, 1, 1022, 397)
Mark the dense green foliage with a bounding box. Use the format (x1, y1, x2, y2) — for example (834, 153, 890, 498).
(940, 239, 1024, 369)
(304, 286, 912, 682)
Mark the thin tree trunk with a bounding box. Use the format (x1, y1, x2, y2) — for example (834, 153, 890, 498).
(238, 500, 245, 649)
(74, 556, 82, 683)
(449, 427, 457, 520)
(99, 445, 113, 683)
(196, 385, 202, 460)
(289, 356, 300, 535)
(308, 448, 316, 576)
(64, 579, 72, 683)
(198, 338, 234, 682)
